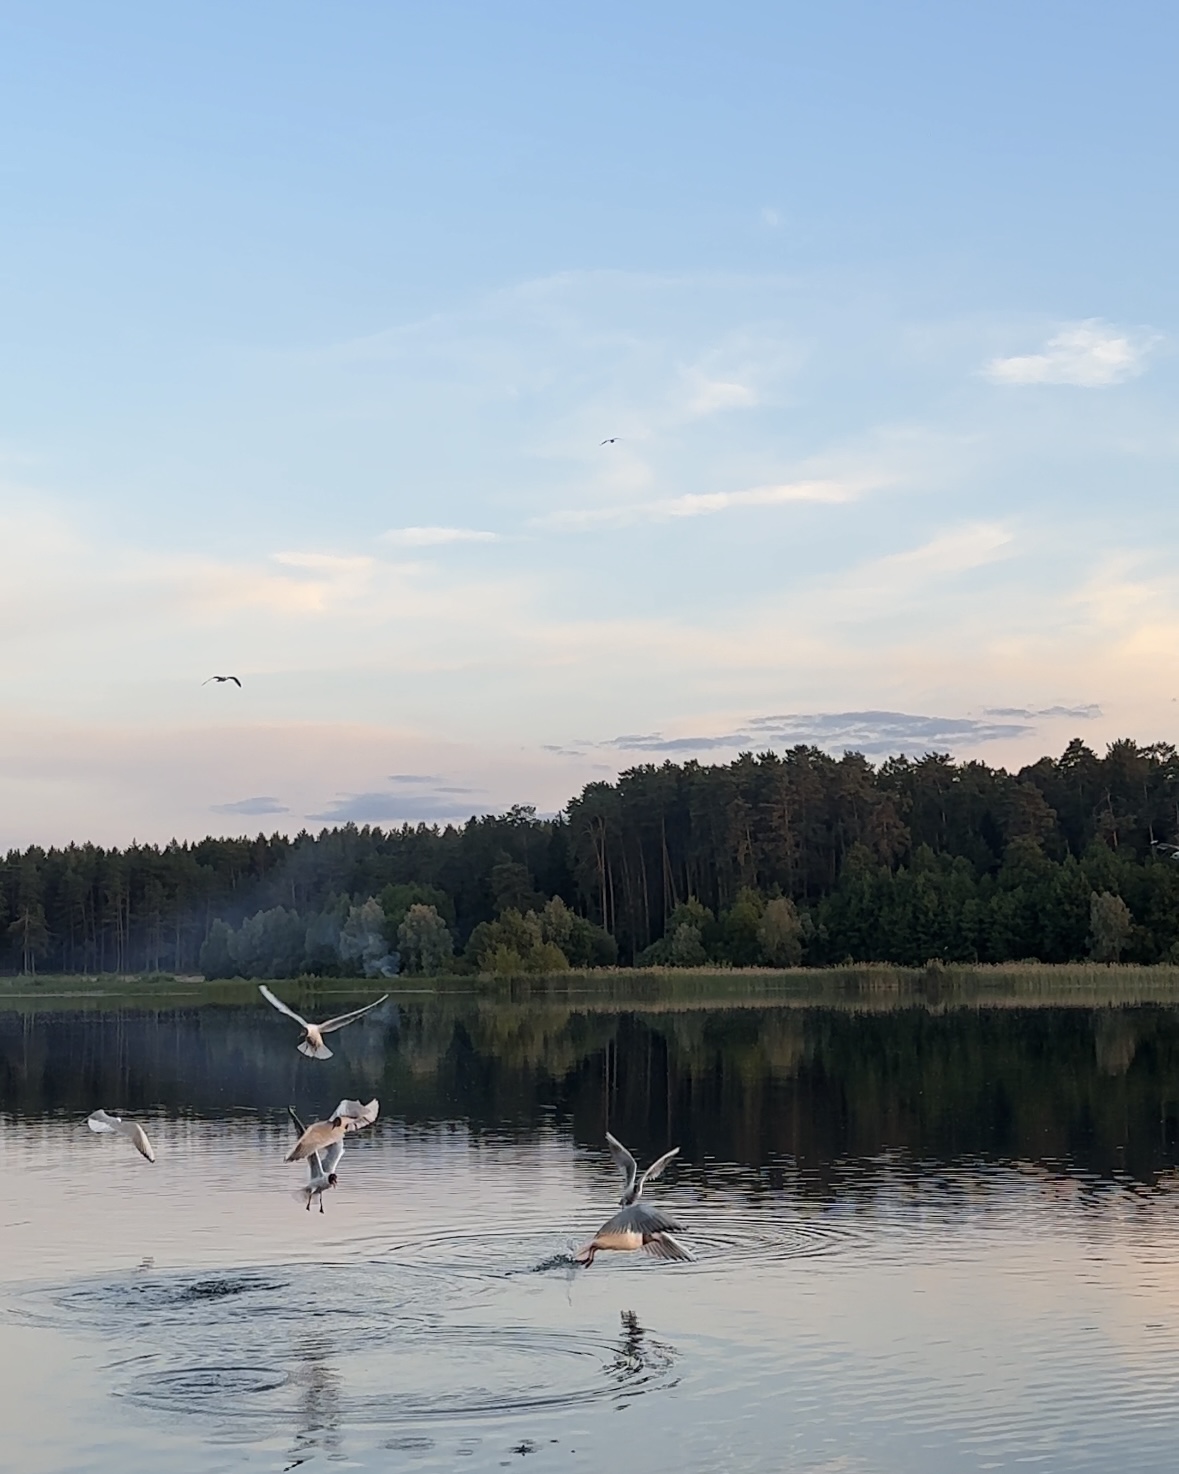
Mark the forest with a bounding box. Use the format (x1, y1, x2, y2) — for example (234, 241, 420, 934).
(5, 736, 1179, 977)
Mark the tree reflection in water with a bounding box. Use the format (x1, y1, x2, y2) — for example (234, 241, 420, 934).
(4, 993, 1179, 1186)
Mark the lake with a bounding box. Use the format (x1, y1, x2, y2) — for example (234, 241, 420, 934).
(3, 979, 1179, 1472)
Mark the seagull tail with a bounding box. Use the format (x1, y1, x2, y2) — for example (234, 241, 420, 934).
(298, 1040, 333, 1060)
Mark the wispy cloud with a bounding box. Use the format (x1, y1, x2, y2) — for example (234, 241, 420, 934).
(984, 320, 1159, 387)
(605, 709, 1038, 758)
(539, 478, 864, 532)
(308, 790, 485, 823)
(684, 377, 756, 416)
(211, 796, 289, 816)
(860, 522, 1014, 582)
(381, 526, 499, 547)
(983, 704, 1101, 720)
(307, 771, 484, 824)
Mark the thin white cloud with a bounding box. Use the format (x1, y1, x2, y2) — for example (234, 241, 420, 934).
(985, 319, 1159, 387)
(684, 377, 756, 416)
(271, 550, 374, 574)
(538, 478, 865, 531)
(381, 525, 499, 547)
(864, 522, 1014, 581)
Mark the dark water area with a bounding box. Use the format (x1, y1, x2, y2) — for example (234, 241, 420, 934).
(4, 990, 1179, 1472)
(4, 995, 1179, 1181)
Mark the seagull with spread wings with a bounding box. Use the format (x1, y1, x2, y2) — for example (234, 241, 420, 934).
(600, 437, 619, 445)
(87, 1109, 156, 1163)
(575, 1131, 692, 1266)
(202, 675, 242, 686)
(258, 984, 389, 1059)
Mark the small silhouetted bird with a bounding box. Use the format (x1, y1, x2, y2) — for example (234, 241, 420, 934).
(203, 675, 242, 686)
(600, 437, 619, 445)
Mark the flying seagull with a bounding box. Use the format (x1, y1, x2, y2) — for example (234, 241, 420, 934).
(285, 1099, 379, 1164)
(600, 437, 619, 445)
(203, 675, 242, 686)
(258, 984, 389, 1059)
(575, 1131, 692, 1266)
(87, 1109, 155, 1163)
(287, 1106, 346, 1212)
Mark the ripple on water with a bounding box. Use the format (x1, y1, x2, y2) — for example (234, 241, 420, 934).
(382, 1205, 863, 1278)
(121, 1314, 678, 1426)
(5, 1260, 471, 1334)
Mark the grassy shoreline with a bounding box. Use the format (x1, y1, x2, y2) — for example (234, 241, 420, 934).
(6, 961, 1179, 1013)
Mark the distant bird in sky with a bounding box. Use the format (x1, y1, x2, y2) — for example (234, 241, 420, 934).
(202, 674, 241, 686)
(287, 1106, 345, 1212)
(575, 1132, 692, 1266)
(87, 1109, 155, 1163)
(600, 437, 619, 444)
(258, 985, 390, 1059)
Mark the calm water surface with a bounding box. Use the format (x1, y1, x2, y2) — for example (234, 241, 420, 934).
(4, 988, 1179, 1472)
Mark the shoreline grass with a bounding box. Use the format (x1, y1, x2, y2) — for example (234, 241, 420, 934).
(6, 961, 1179, 1013)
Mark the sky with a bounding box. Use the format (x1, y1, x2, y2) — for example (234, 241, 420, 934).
(2, 1, 1178, 846)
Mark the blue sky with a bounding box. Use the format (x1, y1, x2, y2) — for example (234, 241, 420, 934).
(2, 2, 1178, 844)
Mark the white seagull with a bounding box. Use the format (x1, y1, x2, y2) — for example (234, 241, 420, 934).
(86, 1109, 155, 1163)
(258, 984, 389, 1059)
(288, 1106, 344, 1213)
(575, 1132, 692, 1266)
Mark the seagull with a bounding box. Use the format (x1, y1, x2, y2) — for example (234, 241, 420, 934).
(202, 674, 242, 686)
(288, 1107, 345, 1213)
(1151, 841, 1179, 861)
(285, 1099, 379, 1163)
(86, 1109, 155, 1163)
(258, 984, 389, 1059)
(575, 1132, 692, 1266)
(600, 437, 619, 445)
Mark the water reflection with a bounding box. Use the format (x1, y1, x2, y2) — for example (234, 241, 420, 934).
(6, 994, 1179, 1472)
(4, 997, 1179, 1183)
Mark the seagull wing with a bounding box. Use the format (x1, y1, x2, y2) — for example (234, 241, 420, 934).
(259, 984, 311, 1030)
(605, 1132, 638, 1193)
(643, 1231, 693, 1261)
(601, 1201, 686, 1237)
(321, 1139, 345, 1174)
(639, 1146, 680, 1188)
(121, 1121, 155, 1163)
(332, 1098, 379, 1130)
(287, 1106, 308, 1136)
(318, 994, 389, 1034)
(228, 676, 241, 686)
(285, 1119, 344, 1163)
(87, 1109, 121, 1133)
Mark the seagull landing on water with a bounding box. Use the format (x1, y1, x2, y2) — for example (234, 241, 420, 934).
(575, 1131, 692, 1266)
(202, 674, 242, 686)
(87, 1109, 155, 1163)
(258, 984, 389, 1059)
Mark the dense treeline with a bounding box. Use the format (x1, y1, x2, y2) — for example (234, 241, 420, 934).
(5, 738, 1179, 976)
